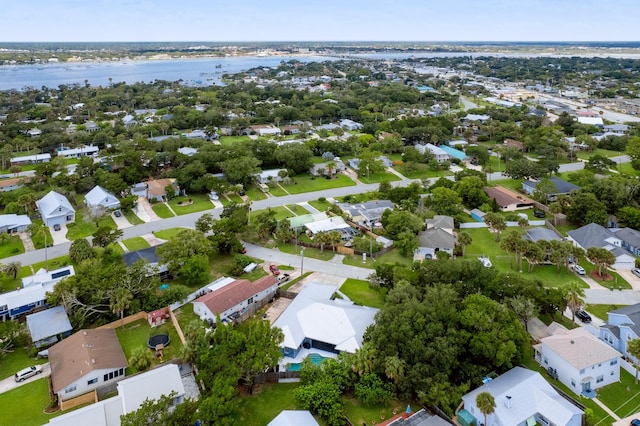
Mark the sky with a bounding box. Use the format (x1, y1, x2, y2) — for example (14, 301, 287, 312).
(2, 0, 640, 43)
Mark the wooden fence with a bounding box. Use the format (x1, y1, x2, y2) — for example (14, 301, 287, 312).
(97, 311, 148, 330)
(60, 389, 97, 411)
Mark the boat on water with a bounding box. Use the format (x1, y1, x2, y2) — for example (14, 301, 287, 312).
(215, 64, 222, 68)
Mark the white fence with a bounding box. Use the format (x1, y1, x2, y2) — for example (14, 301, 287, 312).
(460, 220, 546, 229)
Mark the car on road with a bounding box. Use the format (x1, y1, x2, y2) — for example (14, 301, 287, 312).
(630, 419, 640, 426)
(575, 309, 592, 323)
(53, 224, 61, 231)
(15, 365, 43, 382)
(114, 210, 122, 217)
(269, 264, 280, 275)
(632, 268, 640, 279)
(277, 273, 291, 284)
(574, 265, 586, 275)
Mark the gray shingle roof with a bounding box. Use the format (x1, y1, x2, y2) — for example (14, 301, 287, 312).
(568, 223, 614, 249)
(612, 227, 640, 248)
(26, 306, 72, 342)
(418, 228, 455, 250)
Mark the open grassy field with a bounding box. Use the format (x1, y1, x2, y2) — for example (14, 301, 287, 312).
(277, 243, 335, 261)
(394, 162, 449, 179)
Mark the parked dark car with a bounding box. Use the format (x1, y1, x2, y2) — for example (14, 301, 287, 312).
(632, 268, 640, 279)
(533, 210, 545, 218)
(53, 224, 61, 231)
(575, 309, 592, 323)
(630, 419, 640, 426)
(114, 210, 122, 217)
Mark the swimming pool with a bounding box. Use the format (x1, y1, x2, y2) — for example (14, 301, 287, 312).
(287, 353, 329, 371)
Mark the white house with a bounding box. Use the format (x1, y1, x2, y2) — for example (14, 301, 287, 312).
(85, 185, 120, 210)
(339, 119, 363, 131)
(56, 145, 99, 159)
(36, 190, 75, 227)
(273, 281, 378, 365)
(459, 367, 583, 426)
(0, 265, 75, 321)
(0, 214, 31, 233)
(534, 324, 621, 397)
(193, 275, 278, 324)
(49, 329, 128, 402)
(268, 411, 320, 426)
(10, 153, 51, 165)
(256, 169, 287, 185)
(415, 143, 450, 163)
(48, 363, 189, 426)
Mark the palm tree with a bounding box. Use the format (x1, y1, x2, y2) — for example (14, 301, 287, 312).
(2, 261, 21, 279)
(457, 232, 472, 258)
(384, 356, 405, 384)
(475, 391, 496, 426)
(628, 339, 640, 384)
(326, 161, 337, 178)
(110, 288, 133, 327)
(565, 282, 585, 322)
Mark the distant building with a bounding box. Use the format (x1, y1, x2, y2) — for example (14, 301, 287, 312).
(56, 145, 99, 159)
(10, 153, 51, 166)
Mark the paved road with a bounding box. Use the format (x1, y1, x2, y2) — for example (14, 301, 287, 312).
(584, 289, 640, 305)
(0, 363, 50, 395)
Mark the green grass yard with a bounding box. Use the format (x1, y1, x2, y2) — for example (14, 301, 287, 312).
(154, 228, 185, 240)
(339, 278, 386, 308)
(244, 184, 269, 201)
(585, 304, 620, 321)
(308, 198, 331, 212)
(0, 347, 47, 380)
(277, 243, 336, 261)
(266, 185, 289, 197)
(229, 383, 301, 425)
(123, 209, 144, 225)
(168, 195, 214, 215)
(65, 211, 117, 240)
(596, 369, 640, 419)
(282, 174, 356, 194)
(0, 378, 59, 426)
(151, 203, 175, 218)
(394, 163, 449, 179)
(0, 235, 25, 259)
(358, 171, 401, 184)
(115, 319, 182, 374)
(122, 237, 150, 252)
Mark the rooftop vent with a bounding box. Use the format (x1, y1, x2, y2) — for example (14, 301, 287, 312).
(505, 395, 512, 409)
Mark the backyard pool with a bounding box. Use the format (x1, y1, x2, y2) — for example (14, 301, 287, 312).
(287, 353, 329, 371)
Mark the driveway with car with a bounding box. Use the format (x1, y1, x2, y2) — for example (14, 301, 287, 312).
(0, 362, 50, 395)
(49, 224, 70, 245)
(112, 211, 132, 229)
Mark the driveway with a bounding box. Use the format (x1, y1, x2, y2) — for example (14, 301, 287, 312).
(0, 362, 50, 395)
(617, 268, 640, 290)
(112, 211, 132, 229)
(50, 225, 70, 245)
(134, 197, 161, 222)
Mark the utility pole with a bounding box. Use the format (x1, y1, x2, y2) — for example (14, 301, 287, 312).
(300, 247, 305, 276)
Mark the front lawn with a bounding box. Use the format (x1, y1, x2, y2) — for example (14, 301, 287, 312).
(358, 171, 402, 184)
(343, 397, 411, 426)
(28, 256, 71, 274)
(115, 319, 182, 374)
(596, 369, 640, 418)
(0, 234, 25, 259)
(267, 185, 289, 197)
(342, 248, 413, 269)
(253, 206, 292, 222)
(308, 198, 331, 212)
(277, 243, 336, 261)
(339, 278, 385, 309)
(123, 209, 144, 225)
(394, 163, 446, 179)
(168, 195, 213, 215)
(286, 204, 309, 215)
(0, 378, 58, 426)
(29, 219, 52, 250)
(244, 185, 268, 201)
(122, 237, 150, 252)
(154, 228, 185, 240)
(585, 304, 620, 321)
(66, 211, 117, 240)
(282, 174, 356, 194)
(151, 203, 175, 218)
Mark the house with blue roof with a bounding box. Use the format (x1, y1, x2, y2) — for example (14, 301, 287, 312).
(36, 190, 75, 227)
(439, 145, 466, 161)
(522, 177, 580, 202)
(26, 306, 73, 348)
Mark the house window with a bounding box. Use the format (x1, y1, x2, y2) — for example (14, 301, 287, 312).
(611, 360, 618, 366)
(543, 357, 548, 365)
(104, 374, 108, 381)
(248, 297, 254, 304)
(65, 385, 77, 393)
(611, 371, 615, 376)
(571, 379, 575, 387)
(580, 369, 585, 374)
(597, 375, 604, 383)
(119, 368, 124, 376)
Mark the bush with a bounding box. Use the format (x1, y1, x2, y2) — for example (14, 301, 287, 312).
(318, 197, 326, 202)
(354, 373, 394, 406)
(129, 346, 154, 372)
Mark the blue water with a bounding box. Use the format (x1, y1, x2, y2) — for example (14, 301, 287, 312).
(287, 353, 328, 371)
(0, 55, 331, 91)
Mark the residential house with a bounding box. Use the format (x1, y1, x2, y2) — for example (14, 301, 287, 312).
(268, 411, 319, 426)
(439, 145, 466, 161)
(577, 116, 604, 127)
(251, 124, 282, 136)
(256, 169, 287, 185)
(49, 329, 128, 402)
(10, 153, 51, 166)
(26, 128, 42, 137)
(47, 363, 189, 425)
(567, 223, 637, 269)
(0, 177, 26, 192)
(193, 275, 278, 325)
(600, 304, 640, 360)
(85, 185, 120, 210)
(381, 409, 451, 426)
(177, 147, 198, 156)
(484, 186, 534, 211)
(503, 138, 525, 151)
(36, 190, 75, 227)
(522, 176, 580, 201)
(56, 145, 99, 159)
(339, 119, 363, 131)
(304, 216, 357, 241)
(338, 200, 395, 227)
(309, 160, 346, 177)
(612, 227, 640, 257)
(130, 178, 179, 202)
(414, 215, 455, 261)
(0, 214, 32, 233)
(463, 113, 491, 123)
(273, 281, 378, 364)
(122, 245, 170, 280)
(533, 324, 621, 397)
(26, 305, 73, 348)
(603, 124, 628, 134)
(84, 121, 100, 132)
(459, 367, 583, 426)
(288, 212, 329, 231)
(414, 143, 450, 163)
